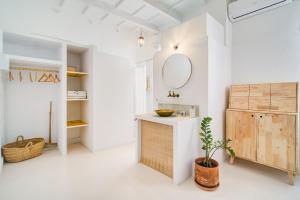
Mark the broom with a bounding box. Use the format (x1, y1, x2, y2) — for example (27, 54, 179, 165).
(45, 101, 57, 150)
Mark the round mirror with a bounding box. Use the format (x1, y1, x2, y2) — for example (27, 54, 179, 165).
(162, 54, 192, 89)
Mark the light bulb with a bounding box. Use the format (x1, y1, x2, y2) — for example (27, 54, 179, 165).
(138, 33, 144, 47)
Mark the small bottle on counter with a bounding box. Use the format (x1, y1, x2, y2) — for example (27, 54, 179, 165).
(189, 106, 196, 117)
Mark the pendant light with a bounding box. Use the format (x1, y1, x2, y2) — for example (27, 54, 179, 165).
(138, 32, 144, 47)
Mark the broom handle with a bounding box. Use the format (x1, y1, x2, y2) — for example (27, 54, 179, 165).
(49, 101, 52, 144)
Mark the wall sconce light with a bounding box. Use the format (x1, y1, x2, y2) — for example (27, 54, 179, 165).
(170, 43, 179, 50)
(138, 32, 144, 47)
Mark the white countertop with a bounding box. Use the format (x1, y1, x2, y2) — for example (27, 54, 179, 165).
(136, 113, 199, 126)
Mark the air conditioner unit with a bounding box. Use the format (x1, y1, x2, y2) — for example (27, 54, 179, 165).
(228, 0, 292, 22)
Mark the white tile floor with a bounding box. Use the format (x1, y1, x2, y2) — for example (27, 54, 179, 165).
(0, 143, 299, 200)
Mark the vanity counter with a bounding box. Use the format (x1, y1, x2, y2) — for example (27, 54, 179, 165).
(136, 113, 197, 126)
(135, 113, 200, 184)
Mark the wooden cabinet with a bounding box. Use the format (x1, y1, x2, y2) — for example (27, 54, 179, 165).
(229, 82, 298, 113)
(227, 82, 298, 185)
(227, 110, 298, 184)
(256, 113, 296, 172)
(226, 111, 256, 161)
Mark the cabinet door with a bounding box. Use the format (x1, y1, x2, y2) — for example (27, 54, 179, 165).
(226, 110, 256, 161)
(256, 113, 296, 171)
(249, 84, 270, 111)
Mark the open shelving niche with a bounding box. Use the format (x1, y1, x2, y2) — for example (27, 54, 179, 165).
(66, 44, 92, 152)
(1, 31, 66, 154)
(2, 32, 63, 65)
(1, 31, 94, 155)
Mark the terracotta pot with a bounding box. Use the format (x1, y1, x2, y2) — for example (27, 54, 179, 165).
(194, 157, 219, 191)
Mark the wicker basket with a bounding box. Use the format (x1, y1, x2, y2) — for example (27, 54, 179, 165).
(2, 136, 45, 163)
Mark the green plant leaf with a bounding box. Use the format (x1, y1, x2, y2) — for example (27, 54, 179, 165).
(199, 116, 235, 163)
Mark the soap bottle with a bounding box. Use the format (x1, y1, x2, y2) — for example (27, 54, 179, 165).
(189, 106, 196, 117)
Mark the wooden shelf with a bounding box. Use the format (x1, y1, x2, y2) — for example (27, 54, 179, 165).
(67, 98, 88, 102)
(67, 71, 88, 77)
(67, 120, 88, 129)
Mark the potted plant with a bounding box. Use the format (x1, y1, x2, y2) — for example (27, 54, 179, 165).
(194, 117, 235, 191)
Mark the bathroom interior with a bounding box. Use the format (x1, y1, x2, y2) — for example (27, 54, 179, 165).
(0, 0, 299, 199)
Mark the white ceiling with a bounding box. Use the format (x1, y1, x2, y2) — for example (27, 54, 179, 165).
(53, 0, 207, 34)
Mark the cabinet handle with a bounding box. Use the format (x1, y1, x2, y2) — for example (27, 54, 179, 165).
(260, 116, 262, 118)
(251, 114, 254, 117)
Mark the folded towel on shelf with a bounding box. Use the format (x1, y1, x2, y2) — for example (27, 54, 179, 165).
(67, 91, 87, 99)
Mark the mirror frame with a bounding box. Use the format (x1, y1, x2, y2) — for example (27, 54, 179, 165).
(162, 53, 192, 89)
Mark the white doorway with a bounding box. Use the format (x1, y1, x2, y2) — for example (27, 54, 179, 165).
(134, 60, 153, 115)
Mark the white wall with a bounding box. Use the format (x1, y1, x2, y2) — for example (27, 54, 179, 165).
(4, 69, 60, 144)
(134, 64, 147, 115)
(153, 15, 209, 113)
(0, 70, 6, 172)
(134, 0, 230, 65)
(0, 0, 136, 60)
(231, 2, 300, 84)
(153, 14, 227, 111)
(154, 14, 228, 161)
(145, 60, 154, 113)
(134, 65, 147, 115)
(135, 59, 154, 114)
(0, 0, 138, 153)
(134, 34, 160, 63)
(207, 38, 229, 161)
(93, 52, 135, 150)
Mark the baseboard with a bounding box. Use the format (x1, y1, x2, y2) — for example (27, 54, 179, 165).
(68, 137, 81, 144)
